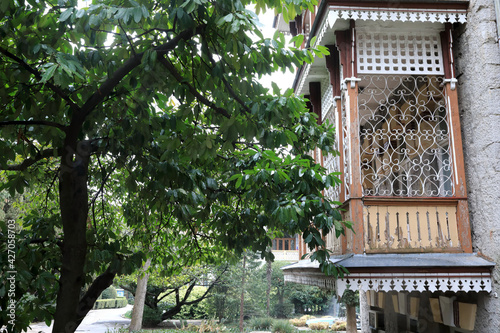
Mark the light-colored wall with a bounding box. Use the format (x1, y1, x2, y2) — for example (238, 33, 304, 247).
(454, 0, 500, 331)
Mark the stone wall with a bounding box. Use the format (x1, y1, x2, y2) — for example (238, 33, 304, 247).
(454, 0, 500, 331)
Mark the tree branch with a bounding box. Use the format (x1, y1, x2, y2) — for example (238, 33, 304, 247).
(79, 26, 206, 121)
(118, 20, 137, 57)
(2, 148, 59, 171)
(156, 55, 231, 119)
(0, 46, 81, 113)
(203, 43, 252, 115)
(0, 120, 67, 131)
(76, 259, 122, 327)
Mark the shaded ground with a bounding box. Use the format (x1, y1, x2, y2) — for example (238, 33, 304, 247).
(26, 305, 132, 333)
(27, 308, 214, 333)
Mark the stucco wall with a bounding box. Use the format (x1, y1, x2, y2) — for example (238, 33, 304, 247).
(454, 0, 500, 331)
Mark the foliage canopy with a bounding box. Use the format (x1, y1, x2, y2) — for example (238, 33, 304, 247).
(0, 0, 349, 332)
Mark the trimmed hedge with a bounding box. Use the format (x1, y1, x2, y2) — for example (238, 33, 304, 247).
(93, 297, 128, 310)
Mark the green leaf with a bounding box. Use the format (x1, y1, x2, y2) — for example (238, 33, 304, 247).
(206, 178, 217, 190)
(217, 13, 233, 26)
(235, 176, 243, 189)
(132, 7, 142, 23)
(75, 9, 86, 19)
(304, 233, 313, 243)
(271, 82, 280, 96)
(40, 64, 58, 83)
(310, 36, 317, 47)
(59, 8, 74, 22)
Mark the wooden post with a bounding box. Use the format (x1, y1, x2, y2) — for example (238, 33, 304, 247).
(441, 24, 472, 253)
(336, 22, 365, 254)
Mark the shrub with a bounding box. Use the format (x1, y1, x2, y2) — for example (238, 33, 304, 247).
(249, 317, 273, 330)
(142, 306, 162, 327)
(331, 321, 347, 331)
(124, 310, 132, 319)
(197, 320, 229, 333)
(308, 322, 329, 330)
(101, 286, 118, 299)
(299, 315, 316, 321)
(272, 320, 296, 333)
(289, 318, 307, 327)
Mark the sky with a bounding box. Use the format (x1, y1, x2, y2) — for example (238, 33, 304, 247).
(254, 9, 297, 92)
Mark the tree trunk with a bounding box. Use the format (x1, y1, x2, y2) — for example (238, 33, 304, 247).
(266, 259, 271, 317)
(239, 254, 246, 333)
(129, 257, 152, 332)
(346, 304, 357, 333)
(52, 145, 90, 333)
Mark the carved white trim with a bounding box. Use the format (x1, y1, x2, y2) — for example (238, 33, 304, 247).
(296, 63, 311, 96)
(311, 5, 467, 54)
(337, 272, 492, 295)
(328, 6, 467, 25)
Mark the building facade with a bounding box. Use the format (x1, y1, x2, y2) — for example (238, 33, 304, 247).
(277, 0, 500, 332)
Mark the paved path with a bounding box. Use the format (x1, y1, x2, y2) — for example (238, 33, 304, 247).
(26, 305, 132, 333)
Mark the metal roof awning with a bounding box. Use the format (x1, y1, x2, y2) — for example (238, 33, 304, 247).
(282, 253, 495, 295)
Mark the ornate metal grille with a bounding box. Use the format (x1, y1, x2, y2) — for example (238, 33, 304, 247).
(358, 75, 454, 197)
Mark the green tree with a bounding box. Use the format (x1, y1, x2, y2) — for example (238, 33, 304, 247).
(0, 0, 350, 332)
(205, 255, 263, 322)
(117, 265, 226, 320)
(289, 284, 333, 315)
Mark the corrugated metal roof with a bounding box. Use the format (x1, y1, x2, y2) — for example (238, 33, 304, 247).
(282, 253, 495, 271)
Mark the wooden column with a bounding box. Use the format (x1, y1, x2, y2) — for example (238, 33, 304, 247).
(309, 82, 323, 166)
(441, 23, 472, 253)
(326, 45, 345, 203)
(336, 22, 365, 254)
(441, 24, 472, 253)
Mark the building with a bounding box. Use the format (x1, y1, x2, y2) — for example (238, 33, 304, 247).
(276, 0, 500, 332)
(271, 234, 301, 261)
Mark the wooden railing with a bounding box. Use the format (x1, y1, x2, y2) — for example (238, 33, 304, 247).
(363, 201, 461, 252)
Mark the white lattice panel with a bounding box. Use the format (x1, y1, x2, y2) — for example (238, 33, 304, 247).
(321, 78, 334, 122)
(357, 32, 444, 75)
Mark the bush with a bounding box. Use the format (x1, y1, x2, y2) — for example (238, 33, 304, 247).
(308, 322, 329, 330)
(101, 286, 118, 299)
(299, 315, 316, 321)
(271, 320, 296, 333)
(331, 321, 347, 331)
(197, 320, 229, 333)
(142, 306, 162, 327)
(249, 317, 273, 330)
(289, 318, 307, 327)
